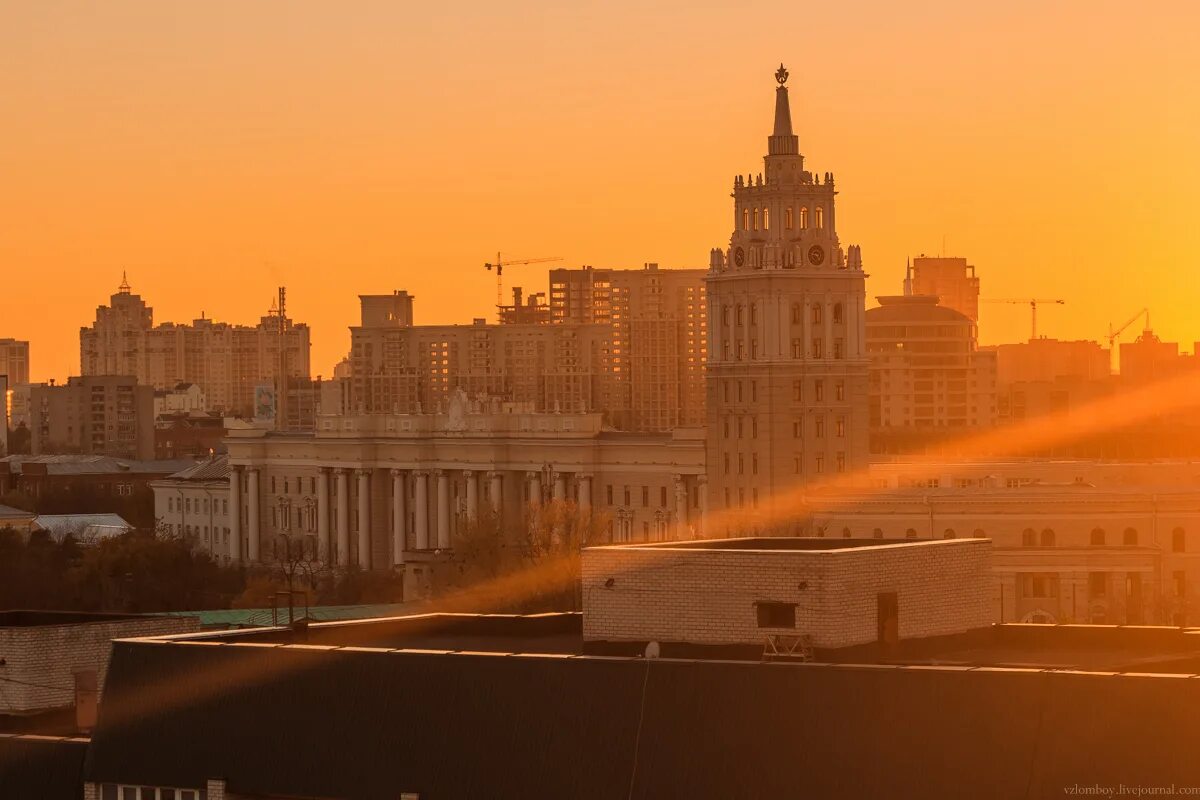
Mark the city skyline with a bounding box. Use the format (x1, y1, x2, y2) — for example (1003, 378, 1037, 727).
(4, 1, 1199, 382)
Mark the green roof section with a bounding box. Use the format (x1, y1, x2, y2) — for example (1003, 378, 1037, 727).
(155, 602, 415, 628)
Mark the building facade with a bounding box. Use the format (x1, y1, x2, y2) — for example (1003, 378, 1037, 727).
(79, 278, 311, 416)
(906, 256, 980, 322)
(706, 64, 869, 533)
(151, 456, 232, 562)
(224, 400, 706, 574)
(0, 338, 30, 385)
(549, 264, 707, 431)
(867, 295, 996, 449)
(30, 376, 155, 460)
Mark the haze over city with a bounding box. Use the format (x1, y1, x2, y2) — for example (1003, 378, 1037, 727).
(4, 3, 1200, 798)
(4, 0, 1199, 381)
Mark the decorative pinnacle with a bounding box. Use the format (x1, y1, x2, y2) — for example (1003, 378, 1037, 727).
(775, 63, 789, 85)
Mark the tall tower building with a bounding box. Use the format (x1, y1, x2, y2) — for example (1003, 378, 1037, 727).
(706, 65, 869, 534)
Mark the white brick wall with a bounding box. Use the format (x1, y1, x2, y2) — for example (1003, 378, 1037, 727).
(0, 616, 199, 713)
(582, 539, 992, 649)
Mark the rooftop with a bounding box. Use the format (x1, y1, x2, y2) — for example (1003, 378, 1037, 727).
(0, 455, 199, 476)
(616, 536, 918, 552)
(0, 610, 151, 628)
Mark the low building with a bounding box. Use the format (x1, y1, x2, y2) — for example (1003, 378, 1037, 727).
(152, 382, 206, 418)
(150, 456, 231, 562)
(153, 412, 226, 460)
(0, 504, 36, 533)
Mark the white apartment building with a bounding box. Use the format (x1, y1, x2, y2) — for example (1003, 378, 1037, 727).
(151, 456, 232, 563)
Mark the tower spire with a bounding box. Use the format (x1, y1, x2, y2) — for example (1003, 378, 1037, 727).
(768, 64, 799, 156)
(118, 271, 131, 294)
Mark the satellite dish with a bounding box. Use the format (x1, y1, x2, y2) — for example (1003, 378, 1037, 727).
(644, 641, 660, 659)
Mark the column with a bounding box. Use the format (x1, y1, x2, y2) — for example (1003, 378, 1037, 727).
(391, 469, 406, 565)
(697, 475, 708, 538)
(464, 470, 479, 521)
(247, 468, 260, 562)
(553, 472, 567, 503)
(824, 293, 834, 359)
(488, 471, 503, 514)
(435, 470, 450, 549)
(357, 469, 372, 569)
(578, 473, 593, 513)
(335, 468, 350, 566)
(674, 474, 688, 539)
(228, 465, 242, 563)
(527, 471, 543, 507)
(316, 468, 330, 563)
(414, 470, 430, 550)
(801, 292, 811, 361)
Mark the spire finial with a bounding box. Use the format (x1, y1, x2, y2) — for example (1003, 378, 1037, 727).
(775, 63, 789, 85)
(119, 271, 131, 294)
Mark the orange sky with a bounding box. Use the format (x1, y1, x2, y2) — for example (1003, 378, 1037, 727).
(2, 0, 1198, 382)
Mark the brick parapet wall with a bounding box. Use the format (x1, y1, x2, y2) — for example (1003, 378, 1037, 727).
(582, 540, 991, 649)
(0, 617, 199, 713)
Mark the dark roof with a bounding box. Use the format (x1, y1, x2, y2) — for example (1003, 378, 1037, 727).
(0, 610, 151, 628)
(868, 294, 972, 325)
(0, 734, 87, 800)
(164, 454, 230, 482)
(84, 615, 1200, 799)
(0, 503, 35, 520)
(0, 455, 199, 476)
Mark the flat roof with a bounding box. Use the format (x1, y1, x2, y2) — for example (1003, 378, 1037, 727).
(595, 536, 953, 552)
(0, 610, 151, 628)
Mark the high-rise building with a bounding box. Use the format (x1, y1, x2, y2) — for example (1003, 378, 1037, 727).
(0, 338, 30, 386)
(79, 277, 311, 416)
(866, 295, 996, 450)
(706, 64, 869, 533)
(30, 375, 155, 459)
(549, 264, 707, 431)
(349, 293, 606, 416)
(906, 256, 980, 322)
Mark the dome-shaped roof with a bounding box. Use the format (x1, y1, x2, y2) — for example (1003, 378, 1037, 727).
(866, 295, 972, 325)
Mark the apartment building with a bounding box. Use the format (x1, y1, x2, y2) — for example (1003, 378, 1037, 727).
(29, 376, 155, 460)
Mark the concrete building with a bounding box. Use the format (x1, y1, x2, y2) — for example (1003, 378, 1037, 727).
(348, 293, 607, 417)
(548, 263, 708, 431)
(152, 382, 206, 418)
(150, 456, 232, 563)
(79, 277, 311, 416)
(0, 338, 30, 386)
(224, 398, 705, 576)
(706, 64, 869, 533)
(993, 337, 1111, 385)
(30, 376, 155, 460)
(583, 536, 991, 649)
(867, 295, 996, 449)
(906, 255, 980, 322)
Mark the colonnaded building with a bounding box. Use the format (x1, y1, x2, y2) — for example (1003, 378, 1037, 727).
(193, 67, 1200, 623)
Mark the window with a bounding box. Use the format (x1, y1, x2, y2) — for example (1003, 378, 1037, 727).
(752, 453, 758, 475)
(973, 528, 986, 538)
(943, 529, 956, 539)
(1040, 528, 1055, 547)
(815, 380, 824, 401)
(833, 303, 843, 324)
(842, 527, 852, 538)
(752, 208, 760, 230)
(1021, 573, 1059, 599)
(762, 207, 770, 229)
(785, 207, 794, 229)
(836, 381, 845, 401)
(836, 417, 846, 438)
(1173, 527, 1186, 552)
(836, 452, 846, 473)
(1088, 572, 1107, 597)
(742, 208, 750, 230)
(606, 485, 613, 505)
(1091, 528, 1106, 546)
(814, 417, 825, 438)
(723, 453, 729, 474)
(793, 419, 803, 438)
(641, 486, 649, 507)
(1022, 528, 1036, 546)
(792, 380, 803, 401)
(1123, 527, 1138, 546)
(1174, 570, 1187, 598)
(736, 305, 744, 326)
(815, 206, 825, 228)
(756, 602, 796, 628)
(905, 528, 917, 539)
(815, 455, 824, 474)
(799, 206, 809, 229)
(873, 528, 884, 539)
(811, 338, 823, 359)
(811, 304, 823, 324)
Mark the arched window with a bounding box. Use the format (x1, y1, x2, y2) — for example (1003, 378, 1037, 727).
(1123, 527, 1138, 546)
(973, 528, 986, 538)
(841, 527, 851, 538)
(1040, 528, 1055, 547)
(833, 303, 843, 324)
(943, 529, 956, 539)
(905, 528, 917, 539)
(1022, 528, 1036, 546)
(753, 208, 760, 231)
(1091, 527, 1106, 546)
(815, 206, 825, 229)
(799, 207, 809, 229)
(872, 528, 884, 539)
(736, 305, 744, 326)
(1173, 527, 1186, 552)
(791, 303, 801, 323)
(816, 526, 826, 537)
(785, 207, 794, 229)
(743, 208, 750, 230)
(763, 207, 770, 230)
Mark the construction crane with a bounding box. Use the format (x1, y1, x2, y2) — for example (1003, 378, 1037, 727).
(1106, 308, 1151, 373)
(483, 253, 561, 320)
(982, 298, 1065, 340)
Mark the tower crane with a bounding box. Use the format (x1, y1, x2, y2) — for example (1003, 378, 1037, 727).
(1106, 307, 1151, 373)
(483, 253, 561, 320)
(982, 298, 1065, 340)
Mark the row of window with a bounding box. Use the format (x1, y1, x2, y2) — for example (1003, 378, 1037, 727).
(721, 378, 848, 405)
(720, 302, 844, 328)
(1020, 526, 1188, 550)
(741, 205, 825, 231)
(166, 496, 228, 515)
